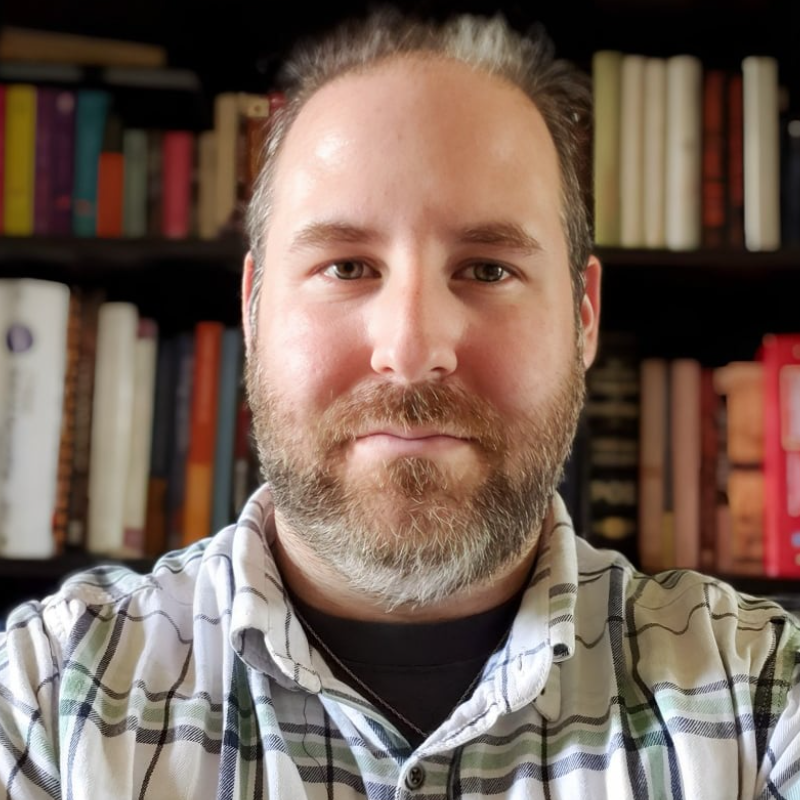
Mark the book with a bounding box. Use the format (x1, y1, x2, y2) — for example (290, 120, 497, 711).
(182, 321, 224, 546)
(51, 89, 76, 236)
(0, 279, 71, 559)
(86, 302, 139, 555)
(72, 89, 111, 237)
(210, 328, 244, 533)
(670, 358, 702, 569)
(638, 357, 669, 573)
(742, 56, 781, 251)
(591, 50, 623, 247)
(665, 55, 702, 251)
(3, 84, 37, 236)
(642, 57, 666, 249)
(619, 54, 646, 248)
(95, 114, 125, 237)
(162, 131, 194, 238)
(0, 27, 167, 68)
(701, 70, 729, 249)
(122, 129, 148, 237)
(760, 334, 800, 577)
(33, 87, 58, 236)
(121, 319, 159, 558)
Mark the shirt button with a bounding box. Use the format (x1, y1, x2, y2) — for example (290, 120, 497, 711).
(404, 765, 426, 790)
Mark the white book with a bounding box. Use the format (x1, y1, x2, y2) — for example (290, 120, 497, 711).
(121, 319, 159, 558)
(592, 50, 623, 247)
(619, 54, 646, 248)
(742, 55, 781, 252)
(0, 278, 70, 558)
(86, 302, 139, 555)
(643, 58, 667, 249)
(665, 55, 703, 251)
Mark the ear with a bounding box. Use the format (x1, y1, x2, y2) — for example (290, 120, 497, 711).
(242, 250, 256, 355)
(579, 254, 602, 369)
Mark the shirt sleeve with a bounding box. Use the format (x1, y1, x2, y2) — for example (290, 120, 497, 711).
(0, 601, 64, 799)
(756, 616, 800, 800)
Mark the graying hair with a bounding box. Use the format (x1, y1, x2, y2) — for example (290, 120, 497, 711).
(244, 7, 593, 334)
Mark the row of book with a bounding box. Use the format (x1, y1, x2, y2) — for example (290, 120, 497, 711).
(0, 81, 284, 240)
(592, 51, 796, 253)
(0, 277, 261, 561)
(575, 335, 800, 579)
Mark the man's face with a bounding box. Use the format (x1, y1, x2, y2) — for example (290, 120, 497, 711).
(244, 56, 600, 608)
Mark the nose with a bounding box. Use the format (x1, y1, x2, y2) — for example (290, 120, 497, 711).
(368, 270, 462, 383)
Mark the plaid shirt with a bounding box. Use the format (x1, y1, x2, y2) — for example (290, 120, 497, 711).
(2, 486, 799, 799)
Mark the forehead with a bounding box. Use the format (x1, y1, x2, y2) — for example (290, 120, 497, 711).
(275, 55, 560, 188)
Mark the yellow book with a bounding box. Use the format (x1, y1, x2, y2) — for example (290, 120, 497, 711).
(4, 84, 37, 235)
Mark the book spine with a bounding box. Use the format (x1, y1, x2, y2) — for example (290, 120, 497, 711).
(665, 55, 702, 251)
(65, 288, 104, 549)
(162, 130, 194, 238)
(121, 319, 159, 557)
(701, 70, 729, 249)
(86, 302, 139, 555)
(210, 327, 243, 533)
(742, 56, 781, 251)
(72, 89, 110, 237)
(592, 50, 623, 247)
(642, 57, 667, 249)
(0, 279, 71, 558)
(619, 55, 646, 248)
(51, 90, 76, 236)
(122, 129, 148, 237)
(762, 335, 800, 577)
(33, 87, 57, 236)
(182, 321, 224, 545)
(4, 84, 37, 236)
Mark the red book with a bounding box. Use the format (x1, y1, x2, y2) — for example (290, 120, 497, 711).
(161, 130, 193, 238)
(701, 70, 727, 248)
(760, 333, 800, 578)
(727, 71, 745, 248)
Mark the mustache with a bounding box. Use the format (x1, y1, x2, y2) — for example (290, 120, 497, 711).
(314, 381, 507, 453)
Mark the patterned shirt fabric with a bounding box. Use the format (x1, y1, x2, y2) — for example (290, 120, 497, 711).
(1, 485, 799, 799)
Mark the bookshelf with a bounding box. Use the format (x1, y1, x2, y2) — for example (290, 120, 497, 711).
(1, 0, 800, 614)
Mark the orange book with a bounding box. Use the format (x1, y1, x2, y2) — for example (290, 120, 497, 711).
(182, 321, 224, 546)
(96, 114, 124, 237)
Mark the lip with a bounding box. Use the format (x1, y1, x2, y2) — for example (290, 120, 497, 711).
(352, 430, 472, 458)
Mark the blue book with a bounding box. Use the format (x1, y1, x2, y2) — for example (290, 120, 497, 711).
(210, 327, 244, 534)
(72, 89, 110, 237)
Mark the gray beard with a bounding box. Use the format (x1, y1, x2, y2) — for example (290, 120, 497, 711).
(246, 351, 585, 611)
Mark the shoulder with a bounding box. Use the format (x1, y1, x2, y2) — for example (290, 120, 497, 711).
(574, 536, 800, 679)
(2, 528, 237, 661)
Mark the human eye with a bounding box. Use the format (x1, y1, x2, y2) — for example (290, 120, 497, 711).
(463, 262, 512, 283)
(321, 260, 374, 280)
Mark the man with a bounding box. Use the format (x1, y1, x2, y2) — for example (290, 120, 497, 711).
(1, 8, 799, 799)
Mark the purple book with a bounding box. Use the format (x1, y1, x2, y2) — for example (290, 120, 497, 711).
(34, 88, 58, 235)
(50, 89, 76, 236)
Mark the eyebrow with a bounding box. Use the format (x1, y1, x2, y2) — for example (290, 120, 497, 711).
(290, 221, 382, 252)
(458, 222, 543, 255)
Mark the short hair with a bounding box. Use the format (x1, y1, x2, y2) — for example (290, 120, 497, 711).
(244, 6, 593, 333)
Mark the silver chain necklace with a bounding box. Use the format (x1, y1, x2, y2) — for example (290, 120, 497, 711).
(292, 603, 512, 740)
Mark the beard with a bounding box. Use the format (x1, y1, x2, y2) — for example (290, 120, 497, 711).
(245, 340, 586, 611)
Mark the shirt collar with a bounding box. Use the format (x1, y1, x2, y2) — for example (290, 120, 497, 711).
(227, 485, 578, 724)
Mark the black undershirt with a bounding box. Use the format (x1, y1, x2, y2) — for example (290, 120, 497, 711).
(289, 588, 524, 748)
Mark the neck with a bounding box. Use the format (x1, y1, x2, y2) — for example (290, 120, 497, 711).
(272, 512, 540, 623)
